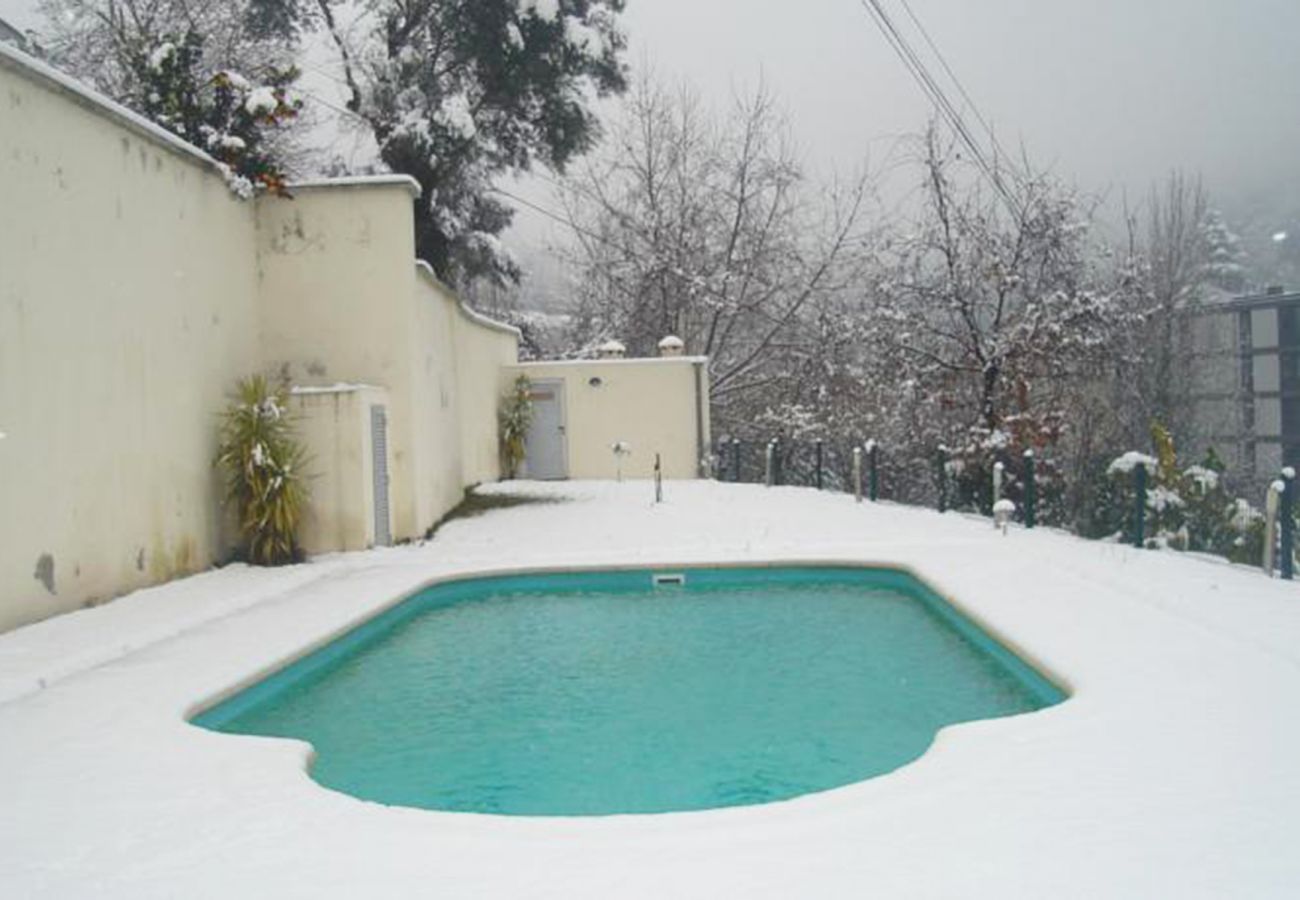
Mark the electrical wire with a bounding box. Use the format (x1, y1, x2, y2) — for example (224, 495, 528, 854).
(896, 0, 1019, 183)
(855, 0, 1019, 215)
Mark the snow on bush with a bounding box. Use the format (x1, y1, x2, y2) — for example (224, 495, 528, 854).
(1108, 451, 1157, 476)
(129, 33, 301, 199)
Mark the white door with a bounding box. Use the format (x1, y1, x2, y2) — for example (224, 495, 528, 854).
(524, 380, 567, 480)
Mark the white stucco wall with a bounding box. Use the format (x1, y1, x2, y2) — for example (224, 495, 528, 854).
(448, 277, 521, 487)
(411, 268, 467, 529)
(0, 46, 261, 632)
(256, 192, 520, 541)
(253, 180, 428, 539)
(0, 44, 521, 632)
(505, 358, 710, 480)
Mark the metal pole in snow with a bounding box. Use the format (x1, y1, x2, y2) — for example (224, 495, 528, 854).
(1264, 480, 1281, 575)
(868, 440, 879, 501)
(773, 438, 782, 486)
(1132, 461, 1147, 548)
(852, 446, 863, 503)
(815, 440, 824, 490)
(730, 438, 740, 483)
(764, 441, 775, 487)
(1023, 450, 1036, 529)
(1281, 467, 1295, 580)
(992, 461, 1005, 509)
(654, 453, 663, 504)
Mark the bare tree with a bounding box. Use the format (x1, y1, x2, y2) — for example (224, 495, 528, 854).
(1113, 171, 1211, 447)
(559, 74, 870, 436)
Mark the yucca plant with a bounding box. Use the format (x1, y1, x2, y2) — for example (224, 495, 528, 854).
(498, 375, 534, 479)
(216, 375, 309, 565)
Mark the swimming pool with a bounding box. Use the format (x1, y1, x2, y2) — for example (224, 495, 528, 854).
(193, 566, 1064, 815)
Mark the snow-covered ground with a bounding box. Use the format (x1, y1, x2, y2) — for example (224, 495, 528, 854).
(2, 481, 1298, 898)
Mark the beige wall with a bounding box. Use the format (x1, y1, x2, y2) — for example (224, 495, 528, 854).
(1, 47, 261, 631)
(255, 191, 521, 541)
(254, 181, 427, 538)
(506, 358, 710, 480)
(410, 266, 466, 528)
(448, 273, 521, 487)
(290, 386, 390, 554)
(1, 45, 520, 632)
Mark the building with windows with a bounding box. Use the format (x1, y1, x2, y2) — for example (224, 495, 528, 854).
(1190, 287, 1300, 483)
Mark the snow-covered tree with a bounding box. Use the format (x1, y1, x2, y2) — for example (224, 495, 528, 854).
(839, 128, 1124, 510)
(37, 0, 305, 194)
(559, 75, 869, 438)
(36, 0, 300, 98)
(129, 32, 301, 195)
(316, 0, 629, 286)
(39, 0, 629, 283)
(1201, 208, 1247, 294)
(1107, 172, 1217, 455)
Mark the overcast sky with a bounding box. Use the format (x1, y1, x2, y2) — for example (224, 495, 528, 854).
(6, 0, 1298, 261)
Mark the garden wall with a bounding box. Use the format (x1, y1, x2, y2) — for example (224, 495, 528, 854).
(505, 358, 711, 480)
(0, 43, 521, 632)
(0, 45, 262, 631)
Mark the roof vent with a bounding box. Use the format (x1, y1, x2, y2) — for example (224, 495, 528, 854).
(597, 339, 627, 359)
(658, 335, 685, 357)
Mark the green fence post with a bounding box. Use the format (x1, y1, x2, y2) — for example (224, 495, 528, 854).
(1281, 467, 1295, 580)
(868, 440, 879, 502)
(1132, 461, 1148, 548)
(1023, 450, 1036, 529)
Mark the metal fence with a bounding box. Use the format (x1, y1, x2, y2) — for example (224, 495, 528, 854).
(709, 436, 1300, 580)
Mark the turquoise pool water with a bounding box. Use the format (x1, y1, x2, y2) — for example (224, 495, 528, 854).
(194, 567, 1064, 815)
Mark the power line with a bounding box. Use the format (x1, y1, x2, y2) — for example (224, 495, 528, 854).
(860, 0, 999, 190)
(895, 0, 1019, 182)
(488, 185, 647, 261)
(855, 0, 1019, 215)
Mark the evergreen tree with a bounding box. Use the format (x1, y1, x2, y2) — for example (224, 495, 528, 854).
(314, 0, 629, 286)
(1201, 208, 1247, 294)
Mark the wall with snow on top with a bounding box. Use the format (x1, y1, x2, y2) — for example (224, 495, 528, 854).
(0, 45, 523, 632)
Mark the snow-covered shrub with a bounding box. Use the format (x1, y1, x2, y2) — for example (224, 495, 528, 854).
(1102, 426, 1265, 560)
(498, 376, 534, 479)
(1224, 498, 1266, 565)
(129, 31, 300, 197)
(947, 418, 1064, 525)
(216, 375, 309, 565)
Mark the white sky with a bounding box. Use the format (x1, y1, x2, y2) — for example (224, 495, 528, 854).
(5, 0, 1299, 268)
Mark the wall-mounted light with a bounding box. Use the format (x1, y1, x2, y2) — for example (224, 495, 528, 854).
(588, 376, 603, 388)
